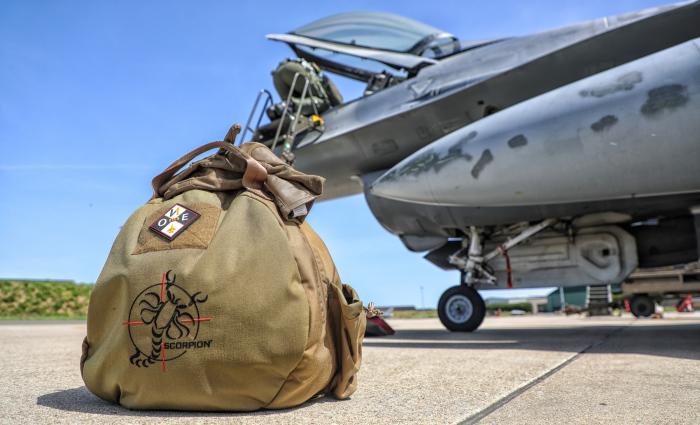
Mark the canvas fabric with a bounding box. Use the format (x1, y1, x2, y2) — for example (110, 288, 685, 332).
(81, 138, 365, 411)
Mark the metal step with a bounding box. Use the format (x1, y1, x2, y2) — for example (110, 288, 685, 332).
(587, 284, 612, 316)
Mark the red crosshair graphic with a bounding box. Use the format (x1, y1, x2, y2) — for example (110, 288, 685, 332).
(123, 271, 212, 372)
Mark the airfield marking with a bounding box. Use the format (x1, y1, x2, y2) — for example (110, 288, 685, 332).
(458, 323, 630, 425)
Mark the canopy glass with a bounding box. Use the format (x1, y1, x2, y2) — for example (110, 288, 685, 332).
(292, 12, 455, 56)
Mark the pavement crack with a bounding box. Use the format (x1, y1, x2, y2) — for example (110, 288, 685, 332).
(458, 323, 631, 425)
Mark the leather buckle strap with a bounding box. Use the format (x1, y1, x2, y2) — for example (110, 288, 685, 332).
(151, 141, 267, 198)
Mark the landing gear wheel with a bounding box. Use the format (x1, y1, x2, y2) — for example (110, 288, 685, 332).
(630, 295, 655, 318)
(438, 285, 486, 332)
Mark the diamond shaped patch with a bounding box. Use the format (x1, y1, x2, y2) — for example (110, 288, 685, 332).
(149, 204, 200, 241)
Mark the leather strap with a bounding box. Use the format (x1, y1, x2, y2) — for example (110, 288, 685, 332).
(151, 141, 267, 196)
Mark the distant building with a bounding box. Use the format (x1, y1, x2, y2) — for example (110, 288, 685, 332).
(544, 286, 588, 312)
(483, 296, 548, 314)
(482, 286, 604, 314)
(525, 297, 549, 314)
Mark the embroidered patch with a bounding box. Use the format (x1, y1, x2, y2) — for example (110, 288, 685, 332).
(132, 202, 220, 255)
(149, 204, 200, 241)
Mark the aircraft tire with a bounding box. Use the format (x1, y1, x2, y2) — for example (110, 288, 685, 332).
(630, 295, 655, 318)
(438, 285, 485, 332)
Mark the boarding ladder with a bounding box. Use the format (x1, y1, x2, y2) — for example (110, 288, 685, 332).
(271, 72, 323, 163)
(239, 89, 274, 145)
(586, 284, 612, 316)
(240, 72, 323, 164)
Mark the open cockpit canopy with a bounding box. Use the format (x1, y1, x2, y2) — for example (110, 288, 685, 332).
(292, 12, 459, 57)
(267, 12, 460, 82)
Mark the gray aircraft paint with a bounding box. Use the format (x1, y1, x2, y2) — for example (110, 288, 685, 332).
(286, 1, 700, 201)
(369, 38, 700, 211)
(263, 3, 700, 294)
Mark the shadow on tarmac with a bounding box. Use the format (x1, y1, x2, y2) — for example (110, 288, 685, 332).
(37, 321, 699, 415)
(37, 386, 344, 416)
(364, 322, 700, 360)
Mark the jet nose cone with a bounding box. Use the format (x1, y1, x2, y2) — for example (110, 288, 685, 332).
(368, 152, 439, 204)
(369, 125, 496, 207)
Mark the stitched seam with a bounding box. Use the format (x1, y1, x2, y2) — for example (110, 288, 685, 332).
(298, 227, 327, 330)
(242, 191, 311, 405)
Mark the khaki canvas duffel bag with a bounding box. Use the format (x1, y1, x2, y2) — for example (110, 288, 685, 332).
(81, 129, 366, 411)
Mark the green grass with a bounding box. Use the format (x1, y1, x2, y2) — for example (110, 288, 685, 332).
(392, 309, 438, 319)
(0, 280, 92, 319)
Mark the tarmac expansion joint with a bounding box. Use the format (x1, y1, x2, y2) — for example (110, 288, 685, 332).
(458, 322, 632, 425)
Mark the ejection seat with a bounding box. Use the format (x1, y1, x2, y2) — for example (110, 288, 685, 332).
(273, 58, 343, 115)
(248, 58, 343, 152)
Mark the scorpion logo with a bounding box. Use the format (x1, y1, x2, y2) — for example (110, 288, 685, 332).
(125, 270, 211, 370)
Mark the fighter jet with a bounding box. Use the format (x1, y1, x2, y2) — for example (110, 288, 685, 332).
(242, 1, 700, 331)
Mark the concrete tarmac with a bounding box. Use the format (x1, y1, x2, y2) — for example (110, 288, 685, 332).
(1, 313, 699, 424)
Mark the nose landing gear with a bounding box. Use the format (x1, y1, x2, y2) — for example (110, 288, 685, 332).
(437, 284, 486, 332)
(437, 219, 557, 331)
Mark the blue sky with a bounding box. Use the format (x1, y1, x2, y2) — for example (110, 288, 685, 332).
(0, 0, 669, 307)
